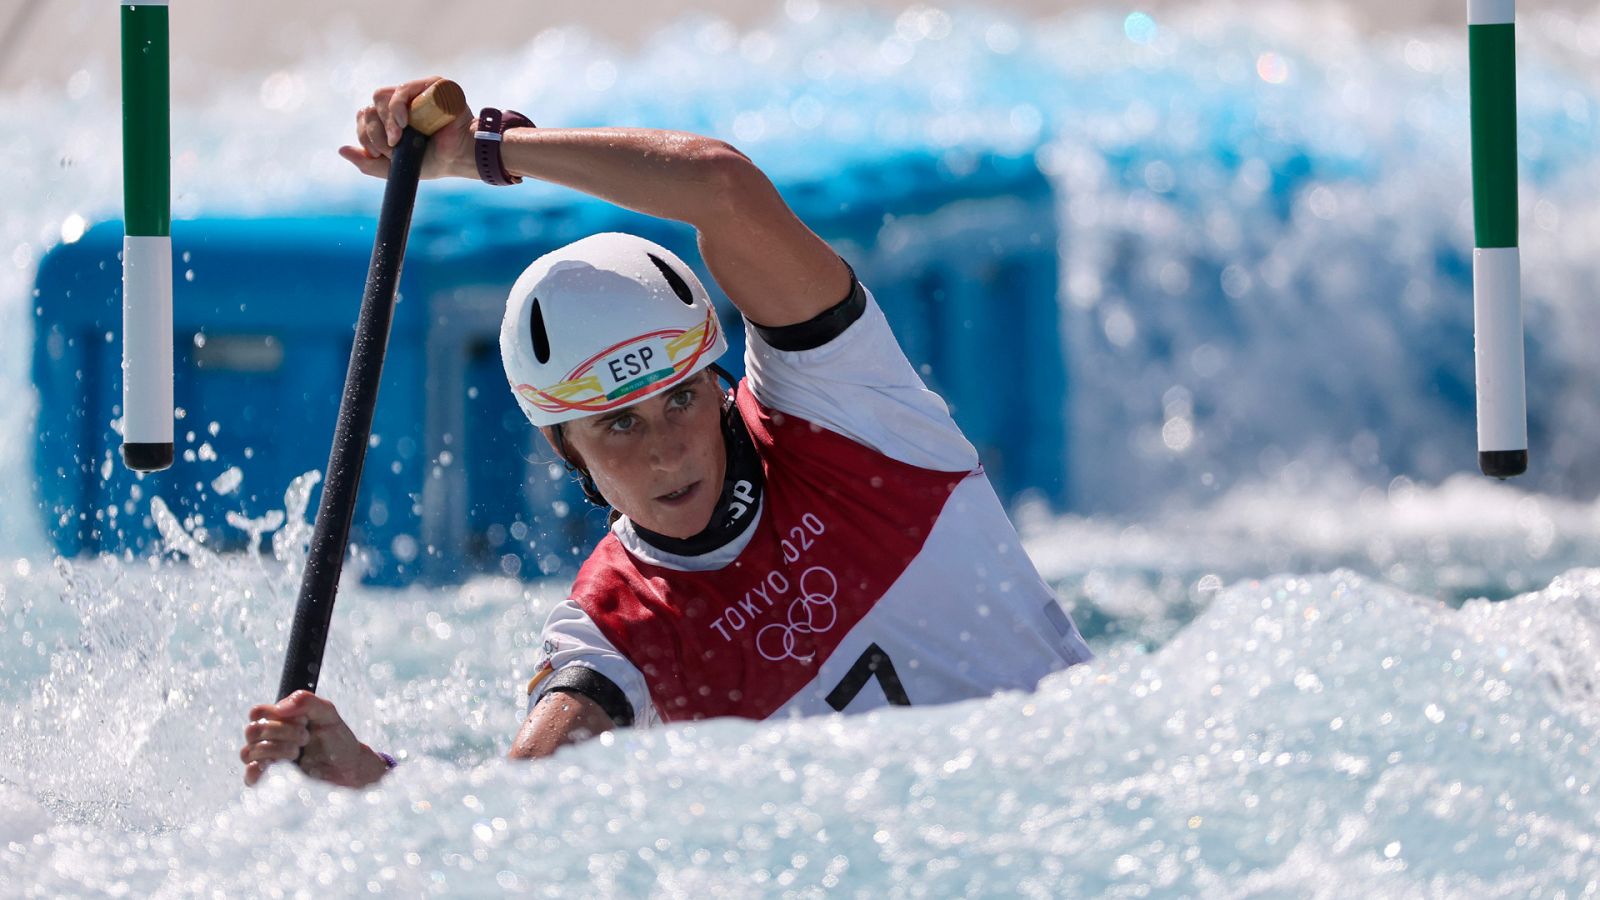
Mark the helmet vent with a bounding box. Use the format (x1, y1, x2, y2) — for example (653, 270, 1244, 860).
(648, 253, 696, 306)
(529, 298, 551, 364)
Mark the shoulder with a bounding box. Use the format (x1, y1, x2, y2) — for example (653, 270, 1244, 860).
(741, 274, 981, 473)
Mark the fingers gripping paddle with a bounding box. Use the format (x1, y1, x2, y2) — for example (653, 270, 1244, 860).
(277, 80, 467, 700)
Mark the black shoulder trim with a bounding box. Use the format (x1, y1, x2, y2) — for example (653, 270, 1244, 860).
(750, 261, 866, 352)
(545, 666, 635, 727)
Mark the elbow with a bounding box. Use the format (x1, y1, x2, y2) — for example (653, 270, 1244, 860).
(698, 138, 755, 176)
(693, 140, 771, 222)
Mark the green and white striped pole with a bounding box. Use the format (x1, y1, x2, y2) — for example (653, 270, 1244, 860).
(1469, 0, 1527, 478)
(120, 0, 174, 472)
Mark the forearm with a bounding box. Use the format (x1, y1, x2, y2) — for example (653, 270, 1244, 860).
(484, 126, 748, 230)
(492, 124, 848, 325)
(349, 78, 847, 321)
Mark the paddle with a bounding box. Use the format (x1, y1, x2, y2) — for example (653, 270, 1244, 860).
(277, 80, 467, 700)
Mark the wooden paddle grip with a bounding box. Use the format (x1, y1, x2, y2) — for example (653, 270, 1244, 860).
(408, 80, 468, 136)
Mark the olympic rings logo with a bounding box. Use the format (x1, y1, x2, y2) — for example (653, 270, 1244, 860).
(755, 566, 838, 663)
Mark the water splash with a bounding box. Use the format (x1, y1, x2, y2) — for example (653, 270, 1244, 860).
(1024, 472, 1600, 646)
(0, 470, 373, 838)
(224, 507, 284, 557)
(270, 470, 321, 575)
(5, 563, 1599, 894)
(210, 465, 243, 497)
(149, 495, 219, 566)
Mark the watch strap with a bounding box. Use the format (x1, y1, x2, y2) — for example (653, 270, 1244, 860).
(474, 107, 535, 186)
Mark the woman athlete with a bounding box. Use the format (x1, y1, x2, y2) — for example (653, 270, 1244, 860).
(240, 76, 1091, 788)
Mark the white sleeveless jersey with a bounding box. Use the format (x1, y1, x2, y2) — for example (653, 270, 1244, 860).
(526, 286, 1091, 725)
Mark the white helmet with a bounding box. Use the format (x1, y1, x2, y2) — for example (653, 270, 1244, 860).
(500, 232, 728, 428)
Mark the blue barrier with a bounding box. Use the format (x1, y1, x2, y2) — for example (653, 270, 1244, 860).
(32, 148, 1065, 583)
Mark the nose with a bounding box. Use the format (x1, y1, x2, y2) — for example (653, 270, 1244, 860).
(644, 421, 689, 472)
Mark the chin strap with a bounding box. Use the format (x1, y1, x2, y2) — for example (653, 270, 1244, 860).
(549, 423, 608, 508)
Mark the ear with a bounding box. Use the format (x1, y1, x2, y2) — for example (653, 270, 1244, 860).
(540, 425, 584, 468)
(542, 422, 611, 509)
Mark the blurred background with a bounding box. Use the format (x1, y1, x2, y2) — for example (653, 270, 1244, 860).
(5, 0, 1600, 585)
(5, 0, 1591, 95)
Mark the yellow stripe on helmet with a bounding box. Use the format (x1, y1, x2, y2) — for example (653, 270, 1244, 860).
(664, 321, 708, 360)
(544, 374, 604, 400)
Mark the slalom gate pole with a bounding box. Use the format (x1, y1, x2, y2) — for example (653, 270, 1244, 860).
(277, 80, 467, 699)
(120, 1, 173, 472)
(1469, 0, 1528, 478)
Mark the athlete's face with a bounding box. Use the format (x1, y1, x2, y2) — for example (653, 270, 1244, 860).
(549, 370, 727, 539)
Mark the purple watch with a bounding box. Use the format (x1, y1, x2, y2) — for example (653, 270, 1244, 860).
(474, 107, 535, 186)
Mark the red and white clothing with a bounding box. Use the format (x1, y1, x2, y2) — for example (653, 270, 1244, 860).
(527, 281, 1091, 725)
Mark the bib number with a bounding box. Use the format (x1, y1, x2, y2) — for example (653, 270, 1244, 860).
(825, 643, 910, 711)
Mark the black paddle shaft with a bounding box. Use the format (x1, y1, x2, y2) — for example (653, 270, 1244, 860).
(277, 127, 429, 700)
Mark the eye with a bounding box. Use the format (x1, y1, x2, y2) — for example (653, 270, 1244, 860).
(606, 413, 638, 434)
(667, 386, 697, 410)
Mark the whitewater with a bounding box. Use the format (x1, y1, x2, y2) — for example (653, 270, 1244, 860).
(3, 3, 1600, 896)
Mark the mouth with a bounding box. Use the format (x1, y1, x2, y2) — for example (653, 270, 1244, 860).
(655, 481, 701, 506)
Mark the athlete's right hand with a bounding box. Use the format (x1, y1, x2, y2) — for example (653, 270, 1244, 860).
(239, 690, 390, 788)
(338, 76, 475, 181)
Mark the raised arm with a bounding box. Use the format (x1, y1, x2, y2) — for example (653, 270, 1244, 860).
(340, 77, 851, 328)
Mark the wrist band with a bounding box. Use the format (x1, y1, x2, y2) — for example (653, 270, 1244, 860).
(378, 751, 399, 769)
(474, 107, 535, 186)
